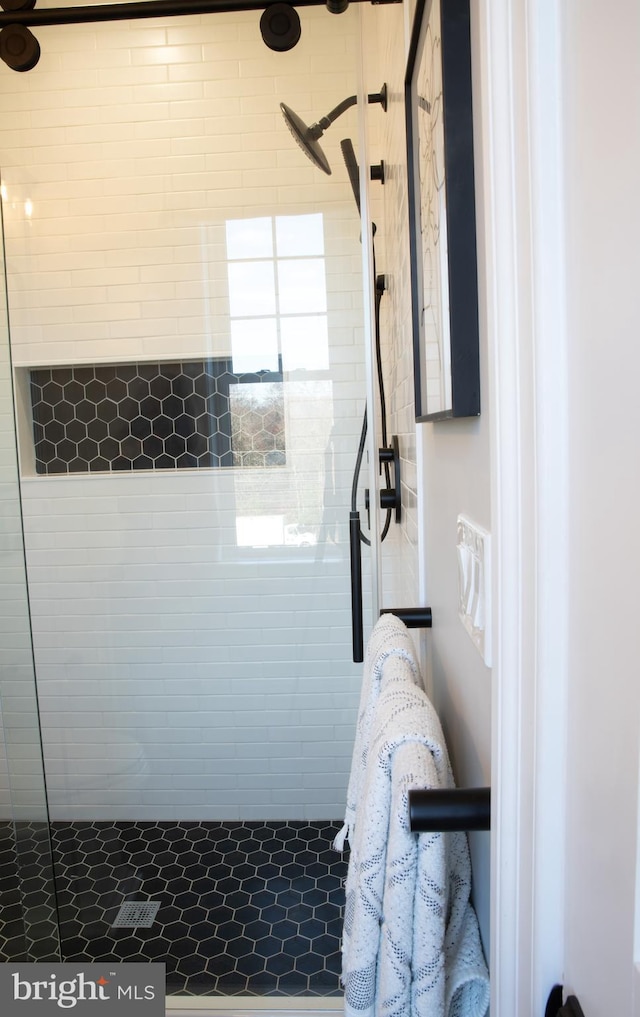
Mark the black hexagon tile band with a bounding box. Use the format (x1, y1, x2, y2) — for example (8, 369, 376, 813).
(0, 820, 346, 997)
(30, 360, 286, 474)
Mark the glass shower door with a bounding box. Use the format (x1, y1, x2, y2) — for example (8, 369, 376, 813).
(0, 3, 379, 997)
(0, 210, 60, 964)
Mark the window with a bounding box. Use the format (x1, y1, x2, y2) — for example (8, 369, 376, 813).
(225, 213, 329, 375)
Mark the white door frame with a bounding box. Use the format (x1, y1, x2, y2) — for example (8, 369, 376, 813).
(481, 0, 569, 1013)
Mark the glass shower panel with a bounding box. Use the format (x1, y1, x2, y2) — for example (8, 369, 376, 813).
(0, 204, 60, 963)
(0, 5, 374, 996)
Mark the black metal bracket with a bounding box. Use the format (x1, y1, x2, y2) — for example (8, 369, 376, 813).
(408, 787, 490, 832)
(370, 160, 385, 184)
(380, 607, 432, 628)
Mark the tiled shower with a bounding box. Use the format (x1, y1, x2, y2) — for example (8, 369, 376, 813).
(0, 3, 379, 1000)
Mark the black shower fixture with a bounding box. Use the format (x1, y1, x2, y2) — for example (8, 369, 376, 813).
(0, 0, 39, 70)
(260, 0, 348, 50)
(280, 84, 386, 175)
(0, 21, 39, 71)
(0, 0, 400, 71)
(259, 2, 300, 51)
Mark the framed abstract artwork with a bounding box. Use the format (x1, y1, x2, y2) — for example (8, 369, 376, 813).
(405, 0, 480, 421)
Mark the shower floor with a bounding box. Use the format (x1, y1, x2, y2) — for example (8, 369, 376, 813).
(0, 820, 347, 997)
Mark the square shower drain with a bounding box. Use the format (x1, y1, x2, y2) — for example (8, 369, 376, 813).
(112, 901, 161, 929)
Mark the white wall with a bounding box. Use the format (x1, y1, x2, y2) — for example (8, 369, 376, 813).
(0, 6, 376, 821)
(363, 0, 491, 955)
(415, 0, 493, 913)
(560, 0, 640, 1010)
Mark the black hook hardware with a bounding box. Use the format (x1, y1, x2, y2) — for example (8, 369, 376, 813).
(408, 787, 490, 832)
(380, 607, 432, 628)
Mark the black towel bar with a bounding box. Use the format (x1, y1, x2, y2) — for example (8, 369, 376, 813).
(409, 787, 490, 832)
(380, 607, 432, 628)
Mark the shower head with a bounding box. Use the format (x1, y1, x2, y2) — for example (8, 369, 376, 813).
(280, 84, 387, 176)
(280, 102, 333, 175)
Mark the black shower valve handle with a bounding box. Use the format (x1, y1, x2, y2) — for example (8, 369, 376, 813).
(379, 435, 401, 522)
(363, 436, 401, 524)
(365, 484, 399, 521)
(378, 445, 393, 470)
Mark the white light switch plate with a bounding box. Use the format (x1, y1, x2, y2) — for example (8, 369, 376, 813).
(456, 514, 492, 667)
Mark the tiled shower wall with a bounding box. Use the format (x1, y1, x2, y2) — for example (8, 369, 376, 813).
(0, 314, 13, 817)
(363, 4, 421, 614)
(0, 7, 373, 820)
(0, 253, 50, 823)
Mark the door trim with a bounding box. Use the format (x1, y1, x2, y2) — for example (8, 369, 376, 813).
(480, 0, 569, 1012)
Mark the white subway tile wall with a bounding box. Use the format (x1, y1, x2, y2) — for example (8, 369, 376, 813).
(364, 5, 421, 612)
(0, 289, 51, 823)
(0, 338, 18, 817)
(0, 7, 374, 819)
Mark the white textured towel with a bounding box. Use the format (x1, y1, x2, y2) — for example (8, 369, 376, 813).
(340, 653, 490, 1017)
(333, 613, 420, 852)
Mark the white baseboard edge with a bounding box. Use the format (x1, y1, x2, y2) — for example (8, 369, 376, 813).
(165, 996, 344, 1016)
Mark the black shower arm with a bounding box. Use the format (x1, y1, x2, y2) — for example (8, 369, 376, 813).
(0, 0, 399, 29)
(309, 87, 387, 140)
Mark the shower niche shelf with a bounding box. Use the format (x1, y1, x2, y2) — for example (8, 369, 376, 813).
(16, 358, 286, 477)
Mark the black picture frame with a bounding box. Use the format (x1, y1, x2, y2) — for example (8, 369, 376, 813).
(405, 0, 480, 421)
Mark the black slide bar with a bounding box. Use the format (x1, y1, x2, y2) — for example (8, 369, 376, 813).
(0, 0, 400, 29)
(409, 787, 490, 832)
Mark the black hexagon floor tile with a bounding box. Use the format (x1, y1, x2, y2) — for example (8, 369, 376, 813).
(0, 820, 346, 997)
